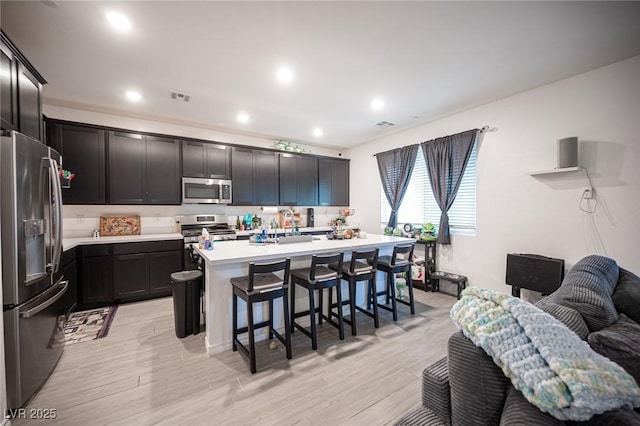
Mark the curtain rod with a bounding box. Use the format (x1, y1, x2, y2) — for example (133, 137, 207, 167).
(372, 125, 492, 157)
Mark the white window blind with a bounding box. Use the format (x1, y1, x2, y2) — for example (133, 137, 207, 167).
(381, 143, 476, 234)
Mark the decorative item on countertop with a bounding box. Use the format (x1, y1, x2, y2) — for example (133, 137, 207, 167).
(59, 169, 76, 188)
(202, 228, 213, 250)
(99, 215, 141, 236)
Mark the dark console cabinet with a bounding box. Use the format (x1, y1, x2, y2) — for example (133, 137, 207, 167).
(182, 140, 231, 179)
(47, 121, 106, 204)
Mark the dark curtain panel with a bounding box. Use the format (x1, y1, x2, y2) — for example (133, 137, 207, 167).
(421, 129, 478, 244)
(376, 144, 419, 228)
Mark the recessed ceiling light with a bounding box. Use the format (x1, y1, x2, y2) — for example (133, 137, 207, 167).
(106, 11, 132, 32)
(313, 128, 323, 137)
(371, 97, 385, 111)
(237, 112, 250, 124)
(276, 66, 294, 84)
(125, 90, 142, 102)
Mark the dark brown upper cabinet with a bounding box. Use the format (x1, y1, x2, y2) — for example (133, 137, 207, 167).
(182, 140, 231, 179)
(231, 147, 279, 206)
(47, 121, 106, 204)
(318, 158, 350, 206)
(279, 153, 318, 206)
(1, 30, 46, 140)
(108, 131, 181, 205)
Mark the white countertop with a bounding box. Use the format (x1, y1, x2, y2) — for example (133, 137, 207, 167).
(63, 233, 183, 251)
(194, 234, 414, 265)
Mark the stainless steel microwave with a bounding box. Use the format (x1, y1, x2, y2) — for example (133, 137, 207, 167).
(182, 178, 232, 204)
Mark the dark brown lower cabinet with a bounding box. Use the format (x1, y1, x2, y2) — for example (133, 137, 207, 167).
(79, 240, 183, 309)
(81, 254, 112, 307)
(113, 253, 148, 299)
(149, 251, 183, 293)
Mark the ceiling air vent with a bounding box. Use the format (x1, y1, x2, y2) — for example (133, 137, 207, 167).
(375, 121, 396, 129)
(169, 91, 192, 103)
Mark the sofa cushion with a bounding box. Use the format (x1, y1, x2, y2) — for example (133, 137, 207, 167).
(500, 385, 564, 426)
(572, 408, 640, 425)
(588, 314, 640, 386)
(548, 255, 619, 332)
(422, 357, 450, 425)
(394, 406, 447, 426)
(535, 298, 589, 340)
(448, 332, 509, 426)
(612, 268, 640, 325)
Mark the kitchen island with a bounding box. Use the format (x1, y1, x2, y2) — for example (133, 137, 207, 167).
(194, 234, 414, 355)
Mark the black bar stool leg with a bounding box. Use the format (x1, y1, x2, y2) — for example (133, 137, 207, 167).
(232, 293, 238, 351)
(370, 279, 379, 328)
(336, 280, 345, 340)
(349, 280, 357, 336)
(268, 298, 274, 339)
(389, 275, 398, 321)
(308, 288, 317, 350)
(290, 279, 296, 334)
(247, 301, 256, 374)
(407, 273, 416, 315)
(282, 288, 292, 359)
(318, 289, 324, 325)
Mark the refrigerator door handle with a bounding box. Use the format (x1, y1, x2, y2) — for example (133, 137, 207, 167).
(19, 279, 69, 318)
(47, 157, 63, 274)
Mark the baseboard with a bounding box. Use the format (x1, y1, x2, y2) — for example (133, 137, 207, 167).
(206, 329, 272, 356)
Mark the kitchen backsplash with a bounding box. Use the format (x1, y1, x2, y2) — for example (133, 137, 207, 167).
(62, 205, 349, 238)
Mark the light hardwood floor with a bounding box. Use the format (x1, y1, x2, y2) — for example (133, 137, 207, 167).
(17, 289, 458, 425)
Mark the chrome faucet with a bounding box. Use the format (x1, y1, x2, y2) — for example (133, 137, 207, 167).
(283, 209, 294, 235)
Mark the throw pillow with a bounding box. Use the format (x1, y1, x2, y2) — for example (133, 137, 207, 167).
(588, 314, 640, 386)
(612, 268, 640, 325)
(549, 255, 619, 332)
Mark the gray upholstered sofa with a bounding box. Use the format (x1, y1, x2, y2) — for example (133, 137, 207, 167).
(396, 255, 640, 425)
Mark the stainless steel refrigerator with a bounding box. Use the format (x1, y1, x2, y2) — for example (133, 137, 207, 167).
(1, 130, 67, 409)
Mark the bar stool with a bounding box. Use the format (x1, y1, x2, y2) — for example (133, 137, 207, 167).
(230, 258, 292, 374)
(328, 248, 379, 336)
(290, 252, 344, 350)
(372, 244, 416, 319)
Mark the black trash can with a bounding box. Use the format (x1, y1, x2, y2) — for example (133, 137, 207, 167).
(170, 270, 203, 338)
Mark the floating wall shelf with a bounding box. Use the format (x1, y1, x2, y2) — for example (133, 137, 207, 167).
(529, 166, 584, 176)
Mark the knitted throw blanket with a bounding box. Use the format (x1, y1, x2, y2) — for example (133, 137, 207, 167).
(450, 287, 640, 421)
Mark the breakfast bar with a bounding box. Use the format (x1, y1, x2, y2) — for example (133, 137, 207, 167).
(194, 234, 414, 355)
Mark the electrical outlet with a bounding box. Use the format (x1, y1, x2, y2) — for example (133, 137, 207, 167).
(76, 214, 84, 224)
(583, 188, 593, 199)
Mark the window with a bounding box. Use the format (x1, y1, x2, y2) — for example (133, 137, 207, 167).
(381, 143, 476, 235)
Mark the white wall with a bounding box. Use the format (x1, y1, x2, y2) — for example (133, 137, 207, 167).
(347, 56, 640, 293)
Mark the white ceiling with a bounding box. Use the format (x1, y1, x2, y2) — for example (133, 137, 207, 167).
(2, 1, 640, 148)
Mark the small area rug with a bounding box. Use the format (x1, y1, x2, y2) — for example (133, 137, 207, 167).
(57, 306, 118, 346)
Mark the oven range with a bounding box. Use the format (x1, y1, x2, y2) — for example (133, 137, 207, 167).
(180, 214, 236, 269)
